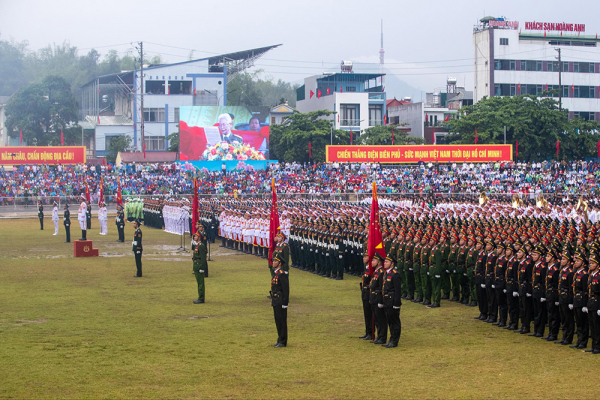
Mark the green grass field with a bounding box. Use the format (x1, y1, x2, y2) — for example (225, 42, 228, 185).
(1, 218, 599, 399)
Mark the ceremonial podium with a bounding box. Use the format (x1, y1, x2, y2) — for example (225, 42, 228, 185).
(74, 240, 99, 257)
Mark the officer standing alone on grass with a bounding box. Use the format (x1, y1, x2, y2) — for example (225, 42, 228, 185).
(191, 232, 207, 304)
(63, 204, 71, 243)
(132, 220, 143, 277)
(51, 201, 59, 236)
(270, 254, 289, 348)
(116, 204, 125, 242)
(37, 200, 44, 230)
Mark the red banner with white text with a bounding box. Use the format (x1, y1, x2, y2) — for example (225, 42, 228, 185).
(0, 146, 86, 165)
(326, 144, 513, 163)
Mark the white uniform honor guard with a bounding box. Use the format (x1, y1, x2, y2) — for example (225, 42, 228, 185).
(98, 201, 108, 235)
(51, 201, 59, 235)
(78, 194, 87, 240)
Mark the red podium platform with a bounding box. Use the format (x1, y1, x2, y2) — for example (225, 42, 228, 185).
(74, 240, 99, 257)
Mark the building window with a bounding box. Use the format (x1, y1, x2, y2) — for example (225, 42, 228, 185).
(536, 61, 543, 71)
(510, 60, 516, 71)
(574, 63, 580, 73)
(345, 86, 356, 92)
(590, 86, 596, 98)
(174, 107, 180, 123)
(563, 62, 569, 72)
(574, 86, 580, 98)
(340, 104, 359, 126)
(271, 116, 276, 125)
(168, 81, 192, 95)
(563, 86, 570, 98)
(369, 106, 382, 126)
(500, 38, 509, 45)
(145, 80, 164, 94)
(144, 136, 165, 151)
(143, 108, 165, 122)
(510, 84, 516, 96)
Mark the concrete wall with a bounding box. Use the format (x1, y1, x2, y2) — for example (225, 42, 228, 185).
(473, 29, 492, 102)
(388, 102, 424, 139)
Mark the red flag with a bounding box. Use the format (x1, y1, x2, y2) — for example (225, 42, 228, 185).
(425, 113, 428, 124)
(597, 141, 600, 158)
(308, 142, 312, 159)
(85, 182, 91, 202)
(391, 127, 394, 145)
(317, 89, 322, 98)
(192, 177, 199, 234)
(444, 114, 450, 122)
(516, 141, 519, 159)
(97, 115, 101, 125)
(60, 129, 64, 146)
(340, 85, 343, 93)
(475, 128, 478, 144)
(143, 141, 146, 159)
(268, 178, 280, 266)
(310, 90, 314, 99)
(116, 175, 123, 207)
(557, 140, 560, 159)
(98, 176, 104, 207)
(326, 87, 330, 95)
(384, 115, 387, 125)
(350, 129, 353, 145)
(367, 181, 386, 276)
(432, 127, 436, 145)
(193, 88, 197, 96)
(19, 129, 23, 145)
(382, 86, 385, 92)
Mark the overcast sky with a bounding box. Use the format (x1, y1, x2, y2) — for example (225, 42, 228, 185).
(1, 0, 598, 93)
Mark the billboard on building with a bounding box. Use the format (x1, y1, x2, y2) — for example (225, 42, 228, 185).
(326, 144, 513, 163)
(179, 106, 270, 161)
(0, 146, 87, 165)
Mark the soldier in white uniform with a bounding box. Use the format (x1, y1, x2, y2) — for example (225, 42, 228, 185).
(51, 201, 59, 235)
(78, 194, 87, 240)
(98, 201, 108, 235)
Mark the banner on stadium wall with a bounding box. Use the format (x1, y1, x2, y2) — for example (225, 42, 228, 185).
(326, 145, 513, 163)
(0, 146, 86, 165)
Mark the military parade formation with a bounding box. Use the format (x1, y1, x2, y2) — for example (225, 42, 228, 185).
(31, 186, 600, 352)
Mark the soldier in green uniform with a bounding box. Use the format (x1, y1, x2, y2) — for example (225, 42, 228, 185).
(403, 232, 416, 301)
(192, 232, 207, 304)
(132, 220, 143, 278)
(334, 224, 345, 280)
(63, 204, 71, 243)
(412, 234, 423, 303)
(448, 232, 460, 301)
(466, 237, 478, 307)
(428, 234, 443, 308)
(86, 201, 92, 230)
(116, 204, 125, 242)
(420, 235, 432, 306)
(457, 235, 470, 304)
(440, 232, 452, 300)
(37, 200, 44, 230)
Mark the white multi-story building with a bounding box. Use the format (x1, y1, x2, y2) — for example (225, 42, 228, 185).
(474, 17, 600, 120)
(79, 45, 279, 157)
(295, 62, 387, 134)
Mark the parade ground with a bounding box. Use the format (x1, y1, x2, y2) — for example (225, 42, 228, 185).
(0, 219, 598, 400)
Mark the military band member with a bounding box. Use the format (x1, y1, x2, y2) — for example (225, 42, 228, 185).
(382, 254, 402, 348)
(270, 254, 289, 348)
(51, 201, 59, 235)
(192, 232, 207, 304)
(132, 220, 143, 278)
(63, 204, 71, 243)
(38, 200, 44, 230)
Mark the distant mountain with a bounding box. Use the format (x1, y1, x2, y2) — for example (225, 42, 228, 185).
(383, 71, 425, 102)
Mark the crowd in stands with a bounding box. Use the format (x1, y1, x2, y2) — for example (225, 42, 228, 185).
(1, 159, 599, 205)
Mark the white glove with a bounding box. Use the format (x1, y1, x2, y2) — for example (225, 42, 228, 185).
(427, 272, 430, 275)
(393, 306, 400, 310)
(583, 307, 588, 313)
(568, 304, 573, 310)
(491, 285, 495, 289)
(503, 289, 507, 293)
(136, 251, 141, 254)
(282, 305, 288, 309)
(481, 284, 486, 288)
(555, 302, 559, 306)
(463, 273, 467, 276)
(339, 255, 343, 259)
(597, 310, 600, 316)
(199, 270, 204, 273)
(526, 293, 532, 297)
(446, 270, 450, 273)
(513, 292, 519, 297)
(435, 275, 440, 278)
(540, 298, 546, 302)
(378, 303, 384, 309)
(301, 247, 304, 250)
